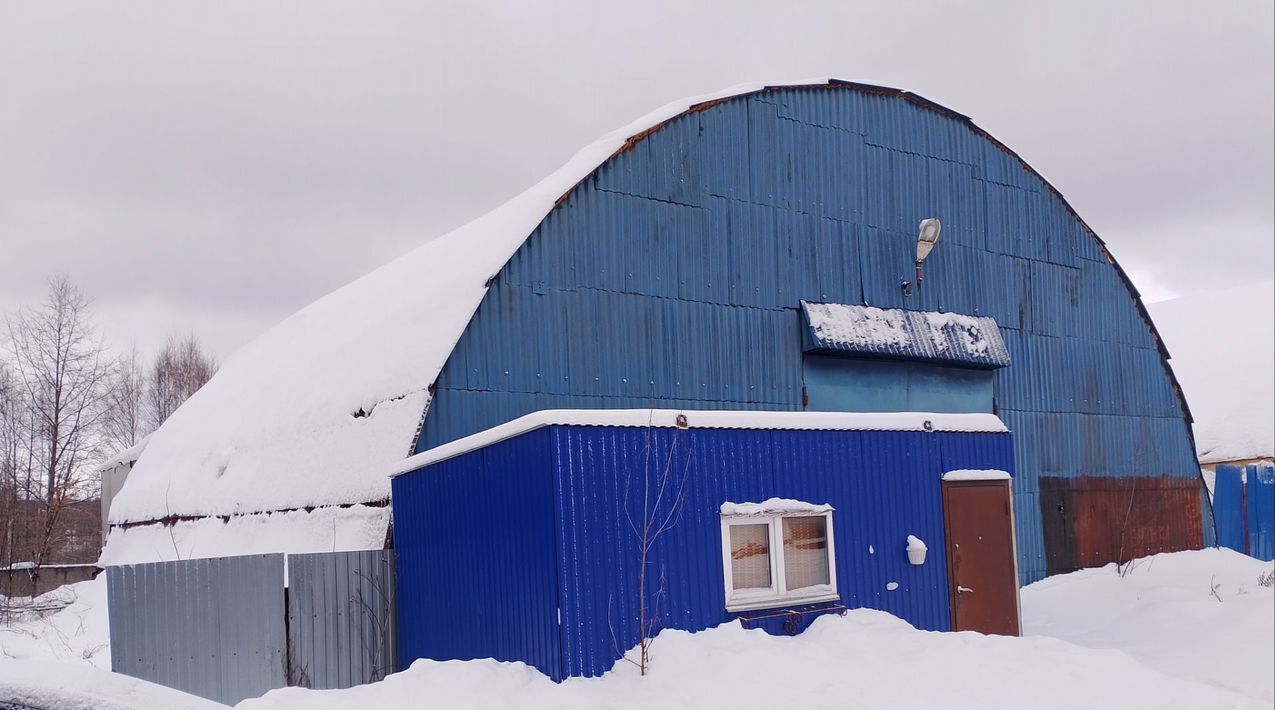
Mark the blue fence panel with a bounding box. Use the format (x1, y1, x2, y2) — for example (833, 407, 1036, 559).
(1213, 466, 1246, 553)
(1246, 464, 1275, 561)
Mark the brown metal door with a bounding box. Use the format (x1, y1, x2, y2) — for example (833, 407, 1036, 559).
(943, 480, 1020, 636)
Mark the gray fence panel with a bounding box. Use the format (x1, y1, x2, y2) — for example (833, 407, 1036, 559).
(107, 554, 287, 705)
(286, 549, 397, 690)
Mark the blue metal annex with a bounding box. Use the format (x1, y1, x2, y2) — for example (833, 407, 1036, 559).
(407, 81, 1209, 584)
(393, 411, 1017, 680)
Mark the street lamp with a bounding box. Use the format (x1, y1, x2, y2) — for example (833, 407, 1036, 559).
(915, 218, 942, 289)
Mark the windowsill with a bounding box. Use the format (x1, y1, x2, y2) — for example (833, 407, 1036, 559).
(726, 589, 840, 613)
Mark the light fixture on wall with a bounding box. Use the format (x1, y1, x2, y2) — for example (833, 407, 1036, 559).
(914, 218, 942, 289)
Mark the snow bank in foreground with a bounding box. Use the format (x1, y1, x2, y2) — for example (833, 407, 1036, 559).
(1023, 548, 1274, 704)
(0, 660, 224, 710)
(239, 606, 1262, 710)
(0, 577, 110, 667)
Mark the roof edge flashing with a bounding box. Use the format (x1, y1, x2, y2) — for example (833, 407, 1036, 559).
(392, 408, 1009, 476)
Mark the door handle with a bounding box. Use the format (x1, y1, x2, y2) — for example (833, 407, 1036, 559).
(957, 586, 974, 595)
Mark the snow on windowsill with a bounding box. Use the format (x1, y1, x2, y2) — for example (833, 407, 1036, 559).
(942, 469, 1011, 481)
(726, 588, 840, 614)
(720, 498, 834, 517)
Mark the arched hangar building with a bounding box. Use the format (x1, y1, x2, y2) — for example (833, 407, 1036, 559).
(103, 79, 1209, 590)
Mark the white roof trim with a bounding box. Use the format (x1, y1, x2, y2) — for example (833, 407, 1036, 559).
(391, 409, 1009, 475)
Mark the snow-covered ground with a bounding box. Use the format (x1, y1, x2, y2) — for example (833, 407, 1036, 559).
(0, 577, 109, 666)
(0, 659, 225, 710)
(1022, 548, 1274, 705)
(1, 550, 1271, 709)
(236, 548, 1272, 710)
(234, 614, 1268, 710)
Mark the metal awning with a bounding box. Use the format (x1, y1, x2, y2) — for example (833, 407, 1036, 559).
(801, 301, 1011, 369)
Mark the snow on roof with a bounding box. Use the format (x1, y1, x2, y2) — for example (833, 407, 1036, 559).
(802, 302, 1010, 369)
(1149, 280, 1274, 463)
(393, 409, 1010, 474)
(103, 79, 838, 553)
(97, 505, 390, 567)
(96, 434, 152, 472)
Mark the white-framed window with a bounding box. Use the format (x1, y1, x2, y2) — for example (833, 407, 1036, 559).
(719, 504, 838, 612)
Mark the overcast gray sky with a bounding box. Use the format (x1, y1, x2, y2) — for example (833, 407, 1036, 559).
(2, 1, 1272, 360)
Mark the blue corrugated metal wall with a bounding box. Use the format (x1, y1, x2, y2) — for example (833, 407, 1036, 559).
(393, 424, 1014, 680)
(550, 424, 1014, 678)
(802, 356, 994, 413)
(415, 85, 1205, 583)
(397, 423, 1014, 678)
(391, 429, 563, 679)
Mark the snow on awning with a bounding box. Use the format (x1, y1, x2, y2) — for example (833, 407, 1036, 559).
(801, 302, 1011, 369)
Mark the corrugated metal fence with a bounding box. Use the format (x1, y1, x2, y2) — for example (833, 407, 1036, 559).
(107, 554, 287, 705)
(1213, 464, 1275, 561)
(287, 550, 397, 690)
(107, 549, 396, 704)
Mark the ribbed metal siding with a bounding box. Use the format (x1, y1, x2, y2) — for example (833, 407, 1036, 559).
(1247, 464, 1275, 561)
(106, 554, 286, 705)
(392, 428, 563, 680)
(549, 424, 1014, 678)
(418, 87, 1205, 584)
(1213, 463, 1244, 553)
(287, 550, 397, 689)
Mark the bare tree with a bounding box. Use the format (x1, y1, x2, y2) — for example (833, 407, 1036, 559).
(149, 332, 216, 428)
(3, 275, 111, 571)
(613, 423, 690, 676)
(100, 346, 149, 452)
(0, 362, 33, 574)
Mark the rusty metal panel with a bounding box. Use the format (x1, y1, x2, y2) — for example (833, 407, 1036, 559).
(107, 554, 286, 705)
(1037, 476, 1203, 574)
(287, 549, 397, 690)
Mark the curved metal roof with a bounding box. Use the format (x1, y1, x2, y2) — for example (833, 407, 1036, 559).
(103, 79, 1196, 564)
